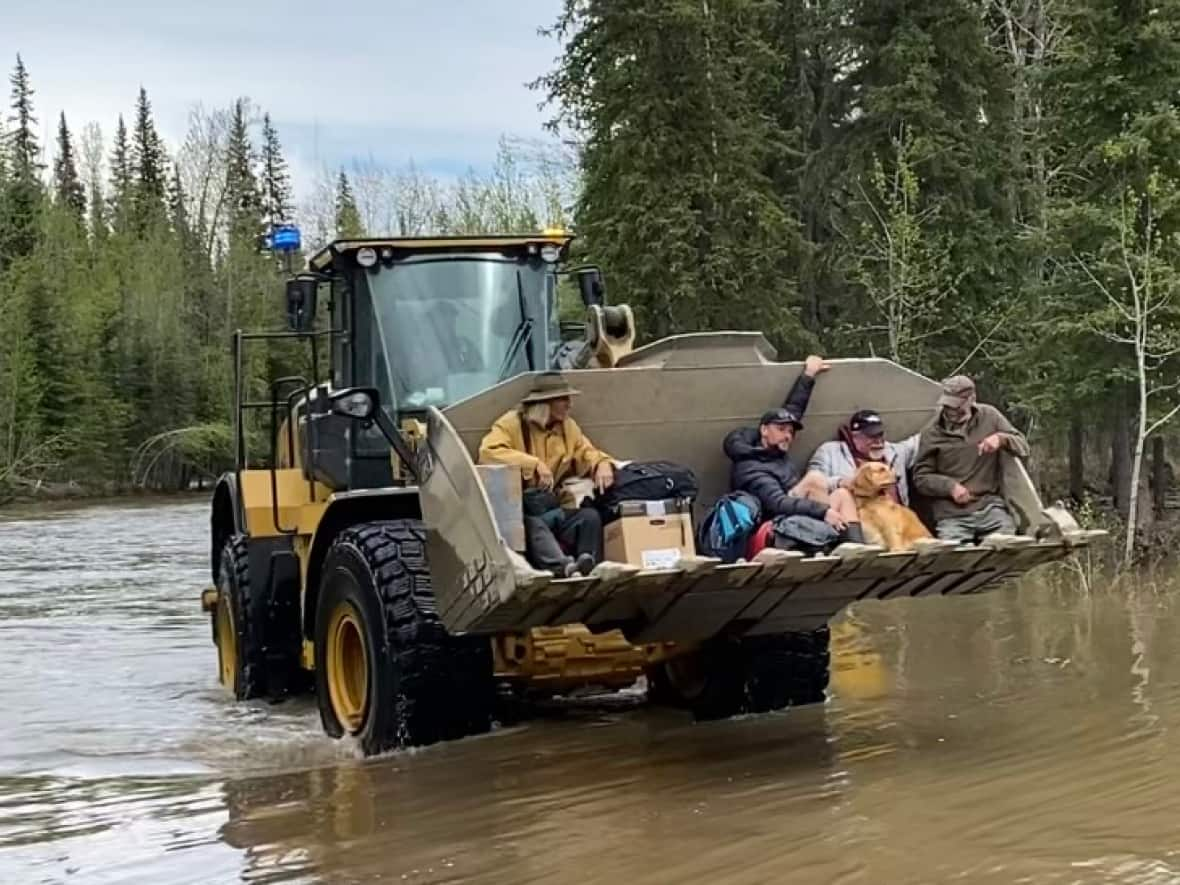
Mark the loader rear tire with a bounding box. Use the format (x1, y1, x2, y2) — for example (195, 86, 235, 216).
(314, 519, 495, 756)
(744, 627, 830, 712)
(650, 639, 747, 720)
(213, 536, 266, 700)
(648, 627, 830, 721)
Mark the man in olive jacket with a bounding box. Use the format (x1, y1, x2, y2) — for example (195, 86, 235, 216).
(913, 375, 1031, 542)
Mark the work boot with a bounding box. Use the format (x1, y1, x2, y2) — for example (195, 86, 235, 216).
(841, 522, 866, 544)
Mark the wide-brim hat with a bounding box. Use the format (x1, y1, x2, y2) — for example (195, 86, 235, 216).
(521, 371, 581, 404)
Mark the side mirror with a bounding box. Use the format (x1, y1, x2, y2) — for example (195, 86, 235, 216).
(574, 266, 606, 307)
(329, 387, 379, 420)
(285, 276, 319, 332)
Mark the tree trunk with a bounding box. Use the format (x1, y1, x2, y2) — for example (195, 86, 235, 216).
(1111, 392, 1133, 520)
(1126, 365, 1149, 564)
(1069, 416, 1085, 503)
(1136, 471, 1155, 539)
(1151, 436, 1167, 517)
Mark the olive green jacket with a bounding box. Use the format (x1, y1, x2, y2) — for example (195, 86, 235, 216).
(912, 403, 1030, 520)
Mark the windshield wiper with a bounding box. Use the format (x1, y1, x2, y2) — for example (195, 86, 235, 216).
(498, 317, 534, 381)
(497, 269, 536, 382)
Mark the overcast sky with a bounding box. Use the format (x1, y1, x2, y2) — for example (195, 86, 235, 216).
(1, 0, 564, 192)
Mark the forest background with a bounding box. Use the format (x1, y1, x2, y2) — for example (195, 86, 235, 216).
(2, 0, 1177, 553)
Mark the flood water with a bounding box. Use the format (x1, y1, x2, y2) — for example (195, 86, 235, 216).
(1, 500, 1178, 883)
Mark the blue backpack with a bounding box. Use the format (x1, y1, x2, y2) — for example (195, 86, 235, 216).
(697, 492, 762, 562)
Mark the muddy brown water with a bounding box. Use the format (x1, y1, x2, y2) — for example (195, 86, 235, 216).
(1, 500, 1178, 884)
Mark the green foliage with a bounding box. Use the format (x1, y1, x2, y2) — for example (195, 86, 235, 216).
(260, 113, 293, 227)
(107, 115, 132, 231)
(0, 63, 303, 494)
(131, 88, 167, 230)
(7, 0, 1180, 513)
(52, 113, 85, 222)
(837, 129, 961, 371)
(1, 54, 44, 262)
(537, 0, 812, 354)
(224, 99, 262, 241)
(334, 170, 363, 237)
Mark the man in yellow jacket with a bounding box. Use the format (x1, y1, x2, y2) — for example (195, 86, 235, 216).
(479, 372, 615, 577)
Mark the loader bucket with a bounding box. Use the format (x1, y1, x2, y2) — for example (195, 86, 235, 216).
(418, 334, 1104, 638)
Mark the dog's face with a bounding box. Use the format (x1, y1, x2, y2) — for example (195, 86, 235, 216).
(851, 461, 897, 498)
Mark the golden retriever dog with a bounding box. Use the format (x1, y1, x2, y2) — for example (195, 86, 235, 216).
(849, 461, 932, 552)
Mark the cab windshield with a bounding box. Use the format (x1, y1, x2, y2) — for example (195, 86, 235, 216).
(367, 255, 558, 410)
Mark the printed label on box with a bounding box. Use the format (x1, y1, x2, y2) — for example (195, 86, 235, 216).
(644, 500, 667, 517)
(641, 547, 683, 570)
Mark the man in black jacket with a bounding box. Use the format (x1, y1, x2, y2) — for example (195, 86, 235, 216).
(723, 355, 863, 541)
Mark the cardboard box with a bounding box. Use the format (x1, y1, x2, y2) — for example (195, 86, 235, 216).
(476, 464, 525, 552)
(603, 499, 696, 569)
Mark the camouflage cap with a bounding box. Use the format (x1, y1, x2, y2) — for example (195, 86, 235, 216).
(937, 374, 976, 407)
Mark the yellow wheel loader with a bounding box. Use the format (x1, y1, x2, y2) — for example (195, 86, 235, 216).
(201, 230, 1103, 756)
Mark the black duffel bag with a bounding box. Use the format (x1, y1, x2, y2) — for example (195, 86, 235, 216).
(596, 460, 699, 511)
(771, 514, 839, 555)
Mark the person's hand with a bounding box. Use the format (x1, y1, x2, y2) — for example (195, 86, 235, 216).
(951, 483, 973, 505)
(824, 508, 848, 531)
(977, 433, 1003, 455)
(535, 461, 554, 491)
(804, 354, 830, 378)
(594, 461, 615, 494)
(837, 476, 854, 490)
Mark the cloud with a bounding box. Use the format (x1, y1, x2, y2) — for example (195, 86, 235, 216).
(1, 0, 564, 184)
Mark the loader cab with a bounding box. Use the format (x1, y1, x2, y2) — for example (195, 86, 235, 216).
(308, 234, 571, 411)
(301, 233, 574, 489)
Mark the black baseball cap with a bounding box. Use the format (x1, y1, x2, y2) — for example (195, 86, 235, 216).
(849, 409, 885, 436)
(760, 407, 804, 430)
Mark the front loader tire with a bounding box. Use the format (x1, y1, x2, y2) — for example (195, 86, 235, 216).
(314, 519, 495, 756)
(649, 627, 831, 721)
(213, 536, 266, 700)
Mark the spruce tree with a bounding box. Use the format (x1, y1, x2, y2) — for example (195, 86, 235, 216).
(108, 115, 132, 228)
(2, 54, 44, 260)
(770, 0, 852, 335)
(131, 87, 167, 227)
(53, 113, 86, 222)
(1036, 0, 1180, 513)
(334, 170, 363, 237)
(842, 0, 998, 202)
(168, 164, 189, 237)
(0, 115, 7, 184)
(223, 98, 261, 240)
(832, 0, 1007, 374)
(6, 55, 40, 181)
(537, 0, 808, 350)
(260, 113, 293, 227)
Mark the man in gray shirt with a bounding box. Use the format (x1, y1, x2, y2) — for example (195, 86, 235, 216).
(805, 409, 920, 506)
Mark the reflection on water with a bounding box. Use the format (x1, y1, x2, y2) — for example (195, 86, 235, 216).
(2, 500, 1179, 883)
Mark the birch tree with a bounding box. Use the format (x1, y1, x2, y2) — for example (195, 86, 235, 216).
(1075, 172, 1180, 562)
(839, 128, 961, 371)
